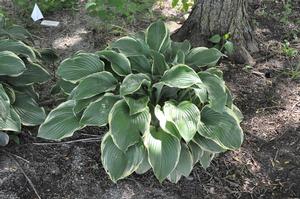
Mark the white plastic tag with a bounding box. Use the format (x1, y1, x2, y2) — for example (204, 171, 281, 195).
(41, 20, 60, 27)
(31, 4, 44, 21)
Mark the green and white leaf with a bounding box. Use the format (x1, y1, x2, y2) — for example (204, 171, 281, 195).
(158, 64, 202, 89)
(2, 84, 15, 104)
(73, 95, 103, 115)
(97, 50, 131, 76)
(38, 100, 81, 140)
(80, 95, 121, 126)
(173, 50, 185, 65)
(199, 151, 215, 169)
(124, 96, 149, 116)
(7, 62, 50, 86)
(192, 85, 208, 104)
(120, 73, 151, 96)
(151, 50, 169, 75)
(226, 87, 233, 108)
(0, 108, 21, 132)
(101, 134, 144, 182)
(144, 126, 181, 182)
(0, 84, 10, 120)
(168, 142, 193, 183)
(154, 105, 181, 139)
(198, 106, 243, 150)
(57, 53, 104, 83)
(71, 71, 117, 100)
(0, 39, 36, 60)
(198, 72, 227, 112)
(57, 79, 77, 95)
(128, 56, 152, 74)
(206, 67, 223, 78)
(135, 147, 152, 174)
(0, 51, 26, 76)
(170, 40, 191, 56)
(224, 41, 234, 55)
(186, 47, 223, 67)
(5, 25, 32, 40)
(12, 92, 46, 126)
(163, 101, 200, 142)
(188, 141, 203, 165)
(111, 36, 145, 57)
(193, 133, 226, 153)
(146, 20, 170, 53)
(109, 100, 151, 151)
(209, 34, 222, 43)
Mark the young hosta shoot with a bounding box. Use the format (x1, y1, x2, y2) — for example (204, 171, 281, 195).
(38, 21, 244, 183)
(0, 15, 51, 146)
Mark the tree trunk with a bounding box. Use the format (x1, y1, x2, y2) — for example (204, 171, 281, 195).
(172, 0, 259, 65)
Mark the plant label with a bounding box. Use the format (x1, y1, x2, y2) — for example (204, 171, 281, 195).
(31, 3, 44, 21)
(41, 20, 60, 27)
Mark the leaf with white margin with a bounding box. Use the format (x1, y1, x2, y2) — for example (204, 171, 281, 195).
(80, 94, 121, 127)
(199, 151, 215, 169)
(71, 71, 118, 100)
(38, 100, 81, 140)
(168, 142, 193, 183)
(57, 53, 104, 83)
(101, 133, 143, 182)
(154, 104, 181, 139)
(144, 126, 181, 182)
(0, 39, 36, 60)
(198, 106, 243, 150)
(151, 50, 169, 75)
(0, 51, 26, 76)
(188, 141, 203, 165)
(0, 108, 21, 132)
(198, 72, 227, 112)
(109, 100, 151, 151)
(97, 50, 131, 76)
(120, 73, 151, 96)
(12, 92, 46, 126)
(157, 64, 202, 89)
(146, 20, 170, 53)
(7, 62, 50, 86)
(135, 146, 152, 174)
(163, 101, 200, 142)
(193, 133, 226, 153)
(0, 84, 10, 120)
(124, 96, 149, 116)
(111, 36, 145, 57)
(186, 47, 223, 67)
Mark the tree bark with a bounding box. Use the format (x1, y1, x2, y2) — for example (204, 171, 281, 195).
(172, 0, 259, 65)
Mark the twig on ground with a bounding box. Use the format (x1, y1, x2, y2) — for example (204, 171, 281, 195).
(32, 137, 102, 146)
(7, 153, 41, 199)
(291, 101, 300, 110)
(251, 70, 265, 78)
(2, 150, 30, 164)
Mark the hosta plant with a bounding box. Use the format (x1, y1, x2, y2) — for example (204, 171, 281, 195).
(38, 21, 244, 183)
(0, 15, 51, 146)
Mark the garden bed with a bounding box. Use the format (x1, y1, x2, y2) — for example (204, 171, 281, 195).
(0, 0, 299, 198)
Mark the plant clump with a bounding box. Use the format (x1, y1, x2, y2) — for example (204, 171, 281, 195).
(0, 15, 52, 146)
(38, 21, 244, 183)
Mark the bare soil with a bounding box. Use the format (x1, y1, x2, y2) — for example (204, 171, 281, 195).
(0, 1, 299, 198)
